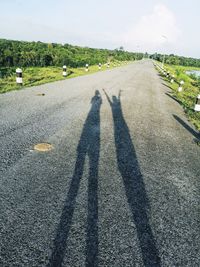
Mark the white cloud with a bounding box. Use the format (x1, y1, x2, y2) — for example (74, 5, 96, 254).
(122, 4, 182, 53)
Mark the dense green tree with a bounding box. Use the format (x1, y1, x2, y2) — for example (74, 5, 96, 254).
(150, 52, 200, 67)
(0, 38, 137, 69)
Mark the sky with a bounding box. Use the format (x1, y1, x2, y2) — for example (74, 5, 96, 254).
(0, 0, 200, 58)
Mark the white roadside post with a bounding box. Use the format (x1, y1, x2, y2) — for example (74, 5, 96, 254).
(85, 64, 89, 72)
(16, 68, 23, 85)
(171, 74, 175, 83)
(63, 65, 67, 77)
(194, 95, 200, 111)
(98, 63, 102, 70)
(107, 62, 110, 68)
(178, 80, 184, 92)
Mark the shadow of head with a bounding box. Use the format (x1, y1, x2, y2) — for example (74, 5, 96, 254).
(112, 90, 122, 103)
(91, 90, 102, 105)
(95, 89, 100, 96)
(112, 95, 118, 103)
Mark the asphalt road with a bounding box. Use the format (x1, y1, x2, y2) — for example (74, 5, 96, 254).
(0, 60, 199, 267)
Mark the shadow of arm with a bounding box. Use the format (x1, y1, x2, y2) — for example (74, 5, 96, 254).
(103, 89, 112, 105)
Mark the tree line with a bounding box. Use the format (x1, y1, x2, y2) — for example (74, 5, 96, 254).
(0, 39, 143, 69)
(1, 38, 200, 72)
(151, 53, 200, 67)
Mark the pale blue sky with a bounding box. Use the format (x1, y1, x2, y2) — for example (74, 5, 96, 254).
(0, 0, 200, 57)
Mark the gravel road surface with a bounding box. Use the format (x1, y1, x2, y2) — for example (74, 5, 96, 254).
(0, 60, 199, 267)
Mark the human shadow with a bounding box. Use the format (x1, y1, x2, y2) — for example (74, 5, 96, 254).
(104, 90, 161, 267)
(173, 114, 200, 140)
(48, 90, 102, 267)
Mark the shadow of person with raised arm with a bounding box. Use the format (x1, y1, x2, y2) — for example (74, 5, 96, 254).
(48, 90, 102, 267)
(104, 89, 161, 267)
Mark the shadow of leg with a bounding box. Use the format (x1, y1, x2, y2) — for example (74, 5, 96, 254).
(86, 144, 100, 266)
(48, 91, 102, 267)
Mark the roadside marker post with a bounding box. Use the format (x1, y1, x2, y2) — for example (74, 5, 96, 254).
(85, 64, 89, 72)
(178, 80, 184, 92)
(63, 65, 67, 77)
(16, 68, 23, 85)
(98, 63, 102, 70)
(194, 95, 200, 111)
(171, 74, 175, 83)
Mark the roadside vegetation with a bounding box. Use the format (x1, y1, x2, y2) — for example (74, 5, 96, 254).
(0, 38, 143, 93)
(155, 62, 200, 131)
(0, 61, 128, 94)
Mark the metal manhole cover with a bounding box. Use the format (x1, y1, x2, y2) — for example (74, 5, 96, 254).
(33, 143, 53, 152)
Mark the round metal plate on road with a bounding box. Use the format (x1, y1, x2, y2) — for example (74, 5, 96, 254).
(33, 143, 53, 152)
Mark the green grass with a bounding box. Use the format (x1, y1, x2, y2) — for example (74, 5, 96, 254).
(0, 60, 130, 94)
(155, 62, 200, 131)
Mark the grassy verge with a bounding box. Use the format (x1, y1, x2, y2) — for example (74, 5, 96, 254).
(155, 62, 200, 131)
(0, 61, 130, 94)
